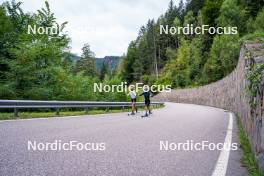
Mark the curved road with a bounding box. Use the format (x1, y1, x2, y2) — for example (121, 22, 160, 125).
(0, 103, 247, 176)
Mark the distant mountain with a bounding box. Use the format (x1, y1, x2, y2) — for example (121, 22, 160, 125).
(95, 56, 121, 71)
(67, 54, 120, 71)
(66, 53, 81, 63)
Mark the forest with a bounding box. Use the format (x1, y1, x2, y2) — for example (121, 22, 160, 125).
(0, 0, 264, 101)
(0, 0, 127, 101)
(119, 0, 264, 88)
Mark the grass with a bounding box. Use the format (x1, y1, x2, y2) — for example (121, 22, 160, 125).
(237, 115, 264, 176)
(240, 32, 264, 44)
(0, 105, 164, 120)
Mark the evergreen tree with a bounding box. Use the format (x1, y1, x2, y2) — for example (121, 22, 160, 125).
(99, 62, 109, 80)
(120, 41, 138, 83)
(253, 7, 264, 32)
(0, 6, 13, 82)
(216, 0, 246, 34)
(202, 0, 224, 27)
(3, 1, 69, 99)
(241, 0, 264, 17)
(186, 0, 205, 16)
(202, 34, 240, 83)
(74, 43, 96, 76)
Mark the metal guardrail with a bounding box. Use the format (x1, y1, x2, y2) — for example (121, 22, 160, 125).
(0, 100, 164, 117)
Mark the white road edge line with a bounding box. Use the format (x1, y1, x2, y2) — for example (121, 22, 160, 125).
(211, 112, 233, 176)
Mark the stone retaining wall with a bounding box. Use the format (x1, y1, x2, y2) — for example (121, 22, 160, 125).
(154, 41, 264, 169)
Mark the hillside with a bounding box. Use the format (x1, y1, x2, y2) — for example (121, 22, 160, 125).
(118, 0, 264, 87)
(95, 56, 121, 71)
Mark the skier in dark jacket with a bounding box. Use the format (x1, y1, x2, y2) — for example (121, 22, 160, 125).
(140, 85, 152, 117)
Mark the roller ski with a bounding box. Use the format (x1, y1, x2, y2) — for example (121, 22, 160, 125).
(128, 112, 135, 116)
(141, 112, 149, 118)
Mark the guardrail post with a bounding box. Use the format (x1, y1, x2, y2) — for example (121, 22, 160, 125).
(106, 107, 109, 112)
(56, 108, 60, 116)
(122, 106, 125, 112)
(85, 108, 89, 114)
(14, 108, 19, 118)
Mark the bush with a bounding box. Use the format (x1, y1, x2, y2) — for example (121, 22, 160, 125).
(254, 8, 264, 32)
(202, 34, 240, 83)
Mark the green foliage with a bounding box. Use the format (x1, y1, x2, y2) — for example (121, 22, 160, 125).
(253, 7, 264, 32)
(157, 34, 208, 87)
(241, 33, 264, 43)
(1, 0, 70, 99)
(0, 6, 14, 81)
(0, 83, 15, 99)
(158, 39, 191, 87)
(49, 67, 97, 100)
(188, 36, 207, 83)
(183, 11, 197, 40)
(99, 62, 109, 80)
(81, 43, 95, 58)
(74, 43, 96, 76)
(1, 0, 264, 103)
(202, 34, 240, 83)
(74, 58, 96, 76)
(186, 0, 205, 16)
(119, 0, 264, 89)
(0, 109, 132, 120)
(240, 0, 264, 17)
(119, 1, 185, 84)
(237, 115, 264, 176)
(0, 1, 128, 102)
(246, 63, 264, 108)
(165, 0, 182, 25)
(99, 75, 129, 102)
(0, 6, 13, 38)
(202, 0, 224, 27)
(141, 75, 156, 85)
(119, 41, 139, 83)
(216, 0, 246, 34)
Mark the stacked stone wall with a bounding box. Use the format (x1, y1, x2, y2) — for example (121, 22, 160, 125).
(154, 42, 264, 168)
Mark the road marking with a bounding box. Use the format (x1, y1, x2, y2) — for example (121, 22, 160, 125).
(211, 113, 233, 176)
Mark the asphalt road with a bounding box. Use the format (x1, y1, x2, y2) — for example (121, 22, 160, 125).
(0, 103, 248, 176)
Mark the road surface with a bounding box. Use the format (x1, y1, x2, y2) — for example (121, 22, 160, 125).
(0, 103, 248, 176)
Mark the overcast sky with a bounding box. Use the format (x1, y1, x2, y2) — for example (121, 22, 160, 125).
(1, 0, 180, 57)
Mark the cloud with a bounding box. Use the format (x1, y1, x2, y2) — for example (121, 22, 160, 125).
(3, 0, 179, 57)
